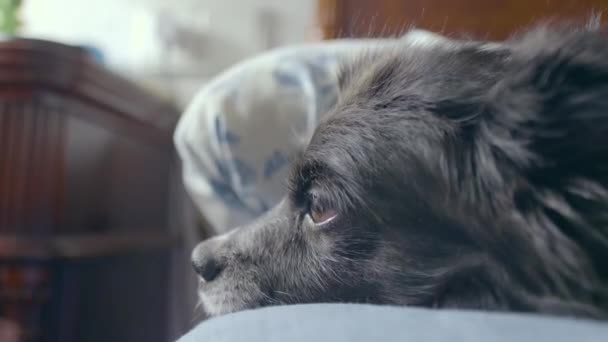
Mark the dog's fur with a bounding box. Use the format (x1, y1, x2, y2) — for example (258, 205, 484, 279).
(192, 24, 608, 319)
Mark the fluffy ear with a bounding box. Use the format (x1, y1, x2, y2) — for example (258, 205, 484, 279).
(434, 25, 608, 315)
(488, 25, 608, 283)
(494, 25, 608, 201)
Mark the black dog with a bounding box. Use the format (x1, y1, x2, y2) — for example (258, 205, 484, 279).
(191, 24, 608, 319)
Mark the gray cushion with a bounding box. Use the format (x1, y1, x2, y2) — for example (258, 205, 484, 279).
(177, 303, 608, 342)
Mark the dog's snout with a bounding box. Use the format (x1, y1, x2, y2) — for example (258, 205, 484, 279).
(192, 238, 225, 282)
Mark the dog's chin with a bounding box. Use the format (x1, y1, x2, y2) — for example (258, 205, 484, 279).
(198, 292, 245, 317)
(197, 278, 266, 317)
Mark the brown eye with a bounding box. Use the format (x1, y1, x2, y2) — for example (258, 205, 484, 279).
(309, 203, 337, 225)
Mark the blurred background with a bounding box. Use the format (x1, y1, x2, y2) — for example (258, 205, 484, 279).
(0, 0, 605, 341)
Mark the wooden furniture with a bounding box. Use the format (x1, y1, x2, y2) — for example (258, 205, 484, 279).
(316, 0, 608, 40)
(0, 38, 180, 342)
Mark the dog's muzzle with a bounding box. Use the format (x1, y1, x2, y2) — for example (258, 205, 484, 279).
(191, 235, 226, 283)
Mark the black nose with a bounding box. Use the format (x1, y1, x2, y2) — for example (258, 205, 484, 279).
(192, 257, 222, 282)
(192, 239, 224, 282)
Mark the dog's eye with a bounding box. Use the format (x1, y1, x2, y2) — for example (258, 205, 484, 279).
(310, 206, 337, 225)
(308, 195, 337, 225)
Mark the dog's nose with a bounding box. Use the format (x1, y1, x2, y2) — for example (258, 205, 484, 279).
(192, 238, 224, 282)
(192, 257, 222, 282)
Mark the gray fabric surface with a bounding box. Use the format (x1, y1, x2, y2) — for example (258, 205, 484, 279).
(177, 303, 608, 342)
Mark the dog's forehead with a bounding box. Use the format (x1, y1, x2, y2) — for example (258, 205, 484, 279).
(297, 37, 509, 182)
(345, 51, 499, 103)
(336, 34, 508, 107)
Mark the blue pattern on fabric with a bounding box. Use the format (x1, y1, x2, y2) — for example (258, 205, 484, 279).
(214, 115, 241, 145)
(223, 130, 240, 145)
(263, 150, 289, 180)
(209, 178, 247, 210)
(273, 68, 301, 87)
(233, 158, 257, 186)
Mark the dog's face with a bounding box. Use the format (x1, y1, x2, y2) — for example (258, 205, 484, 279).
(192, 26, 608, 319)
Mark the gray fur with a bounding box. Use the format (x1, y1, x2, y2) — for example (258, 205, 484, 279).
(192, 24, 608, 319)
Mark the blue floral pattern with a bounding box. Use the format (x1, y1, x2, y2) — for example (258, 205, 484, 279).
(175, 40, 377, 232)
(264, 150, 289, 180)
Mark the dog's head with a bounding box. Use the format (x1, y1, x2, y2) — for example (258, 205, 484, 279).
(192, 26, 608, 319)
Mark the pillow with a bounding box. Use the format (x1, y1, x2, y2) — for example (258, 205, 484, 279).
(177, 303, 608, 342)
(174, 40, 385, 233)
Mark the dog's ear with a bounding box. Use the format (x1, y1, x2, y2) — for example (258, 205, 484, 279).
(441, 25, 608, 202)
(494, 26, 608, 195)
(435, 26, 608, 313)
(483, 25, 608, 281)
